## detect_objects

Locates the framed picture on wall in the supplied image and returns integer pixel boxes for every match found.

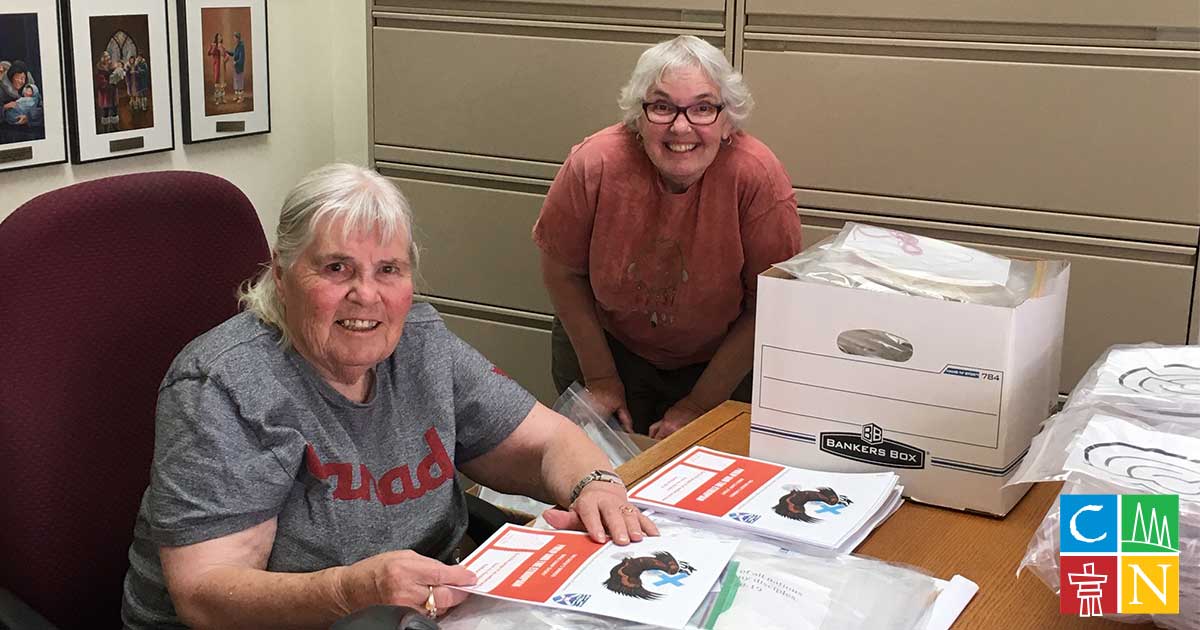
[177,0,269,144]
[61,0,174,163]
[0,1,68,172]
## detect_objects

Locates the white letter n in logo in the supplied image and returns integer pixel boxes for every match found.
[1128,564,1171,606]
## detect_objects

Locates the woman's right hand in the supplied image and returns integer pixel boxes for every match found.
[585,374,634,432]
[335,549,477,617]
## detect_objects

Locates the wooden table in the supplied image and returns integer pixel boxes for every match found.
[616,401,1155,630]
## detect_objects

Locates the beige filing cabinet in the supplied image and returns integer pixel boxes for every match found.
[739,0,1200,390]
[371,0,1200,402]
[369,0,733,403]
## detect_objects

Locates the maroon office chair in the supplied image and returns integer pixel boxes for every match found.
[0,171,270,629]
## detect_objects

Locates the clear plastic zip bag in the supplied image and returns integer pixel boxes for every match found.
[1063,343,1200,424]
[473,382,645,519]
[1010,344,1200,488]
[772,222,1066,308]
[1007,342,1200,627]
[554,381,642,467]
[1018,473,1200,629]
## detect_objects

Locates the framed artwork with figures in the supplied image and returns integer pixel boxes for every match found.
[0,1,68,172]
[177,0,270,144]
[61,0,174,163]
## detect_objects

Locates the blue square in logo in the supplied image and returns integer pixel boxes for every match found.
[1059,494,1118,553]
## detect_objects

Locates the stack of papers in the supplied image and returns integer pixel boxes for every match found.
[626,446,901,552]
[454,524,739,629]
[446,513,976,630]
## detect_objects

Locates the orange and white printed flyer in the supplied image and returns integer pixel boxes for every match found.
[455,524,738,629]
[627,446,899,549]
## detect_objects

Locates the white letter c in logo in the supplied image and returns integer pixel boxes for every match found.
[1069,504,1107,544]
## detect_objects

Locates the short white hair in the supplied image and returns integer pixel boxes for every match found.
[617,35,754,130]
[238,163,419,347]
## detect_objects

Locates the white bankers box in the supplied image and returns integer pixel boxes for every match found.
[750,265,1069,516]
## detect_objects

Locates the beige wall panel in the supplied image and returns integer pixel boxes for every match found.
[373,28,647,163]
[440,311,557,404]
[746,0,1200,29]
[744,49,1200,224]
[801,220,1194,391]
[391,176,553,314]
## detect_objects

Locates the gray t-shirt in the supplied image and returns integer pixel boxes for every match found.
[121,303,535,629]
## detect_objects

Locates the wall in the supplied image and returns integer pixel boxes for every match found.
[0,0,370,241]
[331,0,368,165]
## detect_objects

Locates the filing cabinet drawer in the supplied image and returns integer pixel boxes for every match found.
[386,172,552,314]
[376,0,726,23]
[439,309,557,404]
[799,215,1196,391]
[746,0,1200,29]
[373,27,657,163]
[744,46,1200,224]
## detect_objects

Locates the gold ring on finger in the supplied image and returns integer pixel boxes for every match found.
[425,585,438,619]
[619,504,636,515]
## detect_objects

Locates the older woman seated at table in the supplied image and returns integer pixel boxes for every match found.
[534,35,803,439]
[121,164,656,629]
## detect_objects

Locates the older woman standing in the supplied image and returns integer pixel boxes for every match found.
[121,164,655,629]
[534,36,802,439]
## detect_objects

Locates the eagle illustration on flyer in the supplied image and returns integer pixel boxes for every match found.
[455,524,736,629]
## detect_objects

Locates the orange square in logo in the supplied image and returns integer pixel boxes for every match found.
[1121,556,1179,615]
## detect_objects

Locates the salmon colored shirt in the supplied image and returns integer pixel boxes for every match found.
[533,124,803,369]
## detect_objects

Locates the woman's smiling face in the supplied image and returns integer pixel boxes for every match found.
[275,217,414,386]
[636,65,731,193]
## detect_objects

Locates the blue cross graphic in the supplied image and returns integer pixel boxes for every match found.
[650,570,688,587]
[815,503,846,515]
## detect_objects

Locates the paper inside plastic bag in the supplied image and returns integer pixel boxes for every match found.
[703,551,938,630]
[836,223,1011,287]
[772,222,1066,308]
[1009,344,1200,488]
[440,513,947,630]
[1061,415,1200,498]
[1064,343,1200,420]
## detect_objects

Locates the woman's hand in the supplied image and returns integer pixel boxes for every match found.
[334,549,477,618]
[648,398,706,439]
[3,101,16,110]
[585,374,633,432]
[543,479,659,545]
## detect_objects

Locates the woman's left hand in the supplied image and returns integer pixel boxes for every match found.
[543,480,659,545]
[648,399,706,439]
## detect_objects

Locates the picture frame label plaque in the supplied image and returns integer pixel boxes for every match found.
[215,120,245,132]
[0,147,35,164]
[109,136,146,152]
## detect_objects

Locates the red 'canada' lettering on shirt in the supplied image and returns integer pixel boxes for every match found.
[305,426,454,505]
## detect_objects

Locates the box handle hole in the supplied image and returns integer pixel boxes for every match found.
[837,329,913,363]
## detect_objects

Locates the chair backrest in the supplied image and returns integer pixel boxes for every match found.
[0,171,270,628]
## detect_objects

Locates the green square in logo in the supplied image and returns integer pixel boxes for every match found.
[1120,494,1179,553]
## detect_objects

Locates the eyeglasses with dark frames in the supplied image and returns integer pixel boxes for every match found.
[641,101,725,126]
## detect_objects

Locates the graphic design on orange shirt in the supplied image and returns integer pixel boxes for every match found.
[625,238,689,328]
